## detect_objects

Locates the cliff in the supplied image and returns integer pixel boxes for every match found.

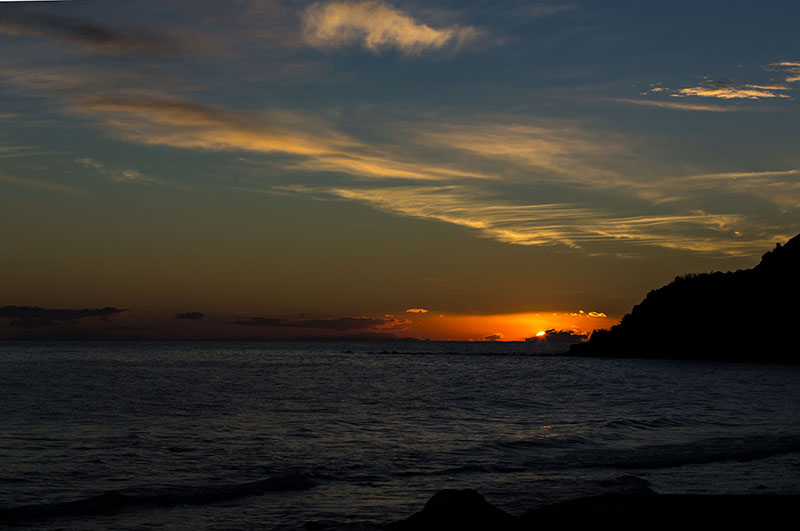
[568,233,800,361]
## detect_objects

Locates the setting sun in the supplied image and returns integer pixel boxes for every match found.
[399,311,617,341]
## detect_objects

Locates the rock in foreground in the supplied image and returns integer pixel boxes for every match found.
[387,489,799,530]
[386,489,515,531]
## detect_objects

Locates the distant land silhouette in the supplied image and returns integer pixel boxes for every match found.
[525,329,588,343]
[569,233,800,361]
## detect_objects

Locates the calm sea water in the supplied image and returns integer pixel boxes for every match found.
[1,341,798,530]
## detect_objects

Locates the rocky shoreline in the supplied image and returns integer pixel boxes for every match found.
[381,488,799,530]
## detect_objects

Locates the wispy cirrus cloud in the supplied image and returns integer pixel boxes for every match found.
[667,169,800,210]
[0,146,34,155]
[2,58,792,257]
[0,62,492,183]
[287,151,493,181]
[78,95,358,157]
[422,122,624,164]
[277,184,776,255]
[75,157,179,188]
[609,98,744,112]
[596,167,800,213]
[74,93,492,182]
[302,0,483,55]
[0,144,65,159]
[418,121,630,189]
[68,91,794,255]
[0,61,180,99]
[1,60,623,190]
[0,170,81,193]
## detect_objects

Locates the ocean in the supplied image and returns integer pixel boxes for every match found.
[1,341,798,529]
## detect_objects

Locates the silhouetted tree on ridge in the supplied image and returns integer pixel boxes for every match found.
[569,233,800,361]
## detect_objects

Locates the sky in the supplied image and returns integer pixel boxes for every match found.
[1,0,799,341]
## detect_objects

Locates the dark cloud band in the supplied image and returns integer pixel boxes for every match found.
[232,316,392,331]
[0,305,126,328]
[0,10,190,55]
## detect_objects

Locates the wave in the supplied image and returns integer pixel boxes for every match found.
[579,433,800,470]
[601,416,704,430]
[459,432,800,473]
[0,473,316,522]
[396,463,527,478]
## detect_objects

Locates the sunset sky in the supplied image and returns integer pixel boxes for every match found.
[1,0,799,340]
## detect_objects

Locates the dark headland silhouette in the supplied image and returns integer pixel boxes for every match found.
[569,233,800,361]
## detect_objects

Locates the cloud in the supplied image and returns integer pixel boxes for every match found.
[640,60,800,104]
[75,157,174,187]
[2,63,633,195]
[230,317,285,327]
[0,171,81,193]
[289,317,392,331]
[672,80,791,100]
[0,62,183,110]
[667,169,800,210]
[279,184,774,255]
[610,98,743,112]
[0,305,125,329]
[75,98,738,223]
[690,169,800,179]
[74,94,492,183]
[768,61,800,83]
[288,151,492,181]
[77,95,359,157]
[0,146,33,154]
[175,312,204,320]
[302,1,482,55]
[4,59,793,258]
[0,145,65,159]
[1,63,494,184]
[0,62,491,184]
[0,11,193,56]
[418,121,628,189]
[483,333,504,341]
[406,308,429,313]
[232,316,393,331]
[423,122,621,163]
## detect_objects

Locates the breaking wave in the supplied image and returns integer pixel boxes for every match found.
[0,473,316,522]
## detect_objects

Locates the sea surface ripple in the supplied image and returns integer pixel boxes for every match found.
[1,341,798,530]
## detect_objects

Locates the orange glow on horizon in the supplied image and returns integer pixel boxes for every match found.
[400,310,618,342]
